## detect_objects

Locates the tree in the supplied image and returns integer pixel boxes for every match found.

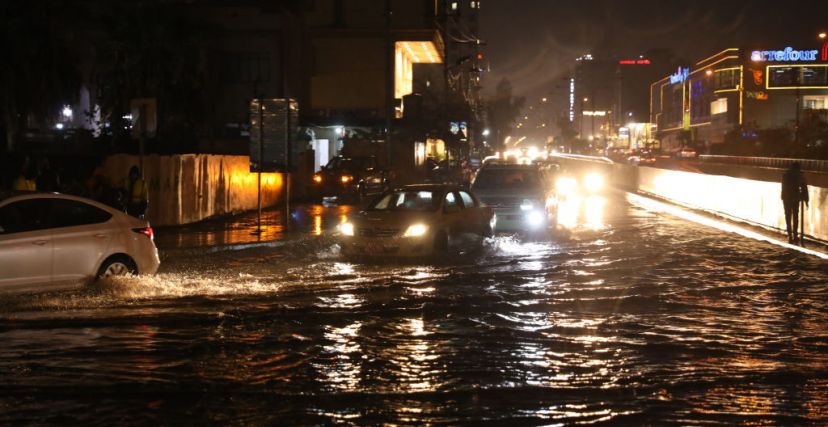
[0,1,81,151]
[91,2,206,150]
[486,79,525,151]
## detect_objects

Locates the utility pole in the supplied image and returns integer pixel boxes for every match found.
[384,0,394,169]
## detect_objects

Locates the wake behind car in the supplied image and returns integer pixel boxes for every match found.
[339,184,494,258]
[471,163,557,234]
[0,192,160,293]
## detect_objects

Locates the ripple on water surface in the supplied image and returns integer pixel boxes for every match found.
[1,198,828,425]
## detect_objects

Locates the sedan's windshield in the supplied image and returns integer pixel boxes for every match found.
[472,168,541,190]
[369,191,440,212]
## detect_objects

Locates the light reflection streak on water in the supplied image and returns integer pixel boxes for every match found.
[321,321,362,391]
[557,193,607,231]
[391,317,438,392]
[627,192,828,260]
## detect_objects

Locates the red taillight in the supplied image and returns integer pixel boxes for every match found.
[132,226,154,240]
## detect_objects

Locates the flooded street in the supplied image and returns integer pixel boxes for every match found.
[2,192,827,426]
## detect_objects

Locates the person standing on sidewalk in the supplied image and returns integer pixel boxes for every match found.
[122,166,149,218]
[781,162,809,244]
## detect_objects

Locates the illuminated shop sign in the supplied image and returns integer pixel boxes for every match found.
[619,59,651,65]
[745,91,768,100]
[750,47,819,62]
[669,67,689,84]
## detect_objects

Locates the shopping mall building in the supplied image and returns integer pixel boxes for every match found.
[650,42,828,150]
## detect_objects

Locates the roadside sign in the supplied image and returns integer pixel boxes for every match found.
[249,98,298,172]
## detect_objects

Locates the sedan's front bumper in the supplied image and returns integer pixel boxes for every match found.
[340,235,433,258]
[493,209,548,232]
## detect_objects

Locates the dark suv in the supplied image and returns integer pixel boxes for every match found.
[311,156,389,201]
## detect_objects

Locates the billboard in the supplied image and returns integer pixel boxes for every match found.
[249,98,298,172]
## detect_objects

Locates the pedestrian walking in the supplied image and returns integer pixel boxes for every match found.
[122,165,149,218]
[781,162,809,244]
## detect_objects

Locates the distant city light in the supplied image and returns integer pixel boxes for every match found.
[55,123,64,130]
[819,32,827,39]
[61,106,72,119]
[482,129,490,136]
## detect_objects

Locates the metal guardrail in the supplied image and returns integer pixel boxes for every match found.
[699,155,828,172]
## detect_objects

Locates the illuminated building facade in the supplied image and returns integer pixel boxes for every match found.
[650,43,828,151]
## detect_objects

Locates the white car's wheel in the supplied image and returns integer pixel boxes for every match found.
[97,257,137,278]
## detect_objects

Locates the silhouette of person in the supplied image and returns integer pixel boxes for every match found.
[781,162,809,244]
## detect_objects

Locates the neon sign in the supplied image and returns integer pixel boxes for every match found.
[669,67,689,84]
[619,59,651,65]
[750,47,819,62]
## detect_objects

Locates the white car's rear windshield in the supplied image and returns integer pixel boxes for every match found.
[369,191,440,212]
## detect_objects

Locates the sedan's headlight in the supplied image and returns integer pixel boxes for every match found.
[584,173,604,193]
[526,211,545,227]
[339,222,355,236]
[403,223,428,237]
[556,176,577,195]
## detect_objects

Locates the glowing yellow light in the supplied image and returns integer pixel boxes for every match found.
[340,175,353,183]
[403,223,428,237]
[313,174,323,184]
[339,222,354,236]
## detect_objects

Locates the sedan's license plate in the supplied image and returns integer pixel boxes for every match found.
[365,242,384,254]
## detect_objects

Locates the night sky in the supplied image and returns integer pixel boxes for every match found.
[481,0,828,97]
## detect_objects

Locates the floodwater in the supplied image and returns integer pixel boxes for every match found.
[1,192,827,426]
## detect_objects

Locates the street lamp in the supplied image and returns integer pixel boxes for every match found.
[819,32,827,40]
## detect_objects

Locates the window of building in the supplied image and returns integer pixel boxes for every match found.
[803,95,828,110]
[450,2,458,11]
[470,1,478,8]
[221,52,271,84]
[711,98,728,115]
[768,65,828,88]
[714,69,739,90]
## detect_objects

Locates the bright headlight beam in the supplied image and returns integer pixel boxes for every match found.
[556,176,577,195]
[526,211,544,227]
[339,222,355,236]
[584,173,604,193]
[627,192,828,260]
[403,224,428,237]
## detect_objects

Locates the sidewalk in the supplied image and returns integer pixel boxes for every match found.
[153,203,357,250]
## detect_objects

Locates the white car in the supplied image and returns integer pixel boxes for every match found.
[0,192,160,292]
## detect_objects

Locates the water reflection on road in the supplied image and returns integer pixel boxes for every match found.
[1,192,828,425]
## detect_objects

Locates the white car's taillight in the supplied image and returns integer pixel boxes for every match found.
[132,227,154,240]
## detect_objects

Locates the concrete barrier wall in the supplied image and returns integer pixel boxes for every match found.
[553,156,828,243]
[104,154,283,226]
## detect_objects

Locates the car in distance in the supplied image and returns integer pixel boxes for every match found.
[0,192,160,293]
[311,155,383,201]
[338,184,494,258]
[471,163,557,234]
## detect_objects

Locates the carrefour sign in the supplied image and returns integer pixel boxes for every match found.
[751,47,818,62]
